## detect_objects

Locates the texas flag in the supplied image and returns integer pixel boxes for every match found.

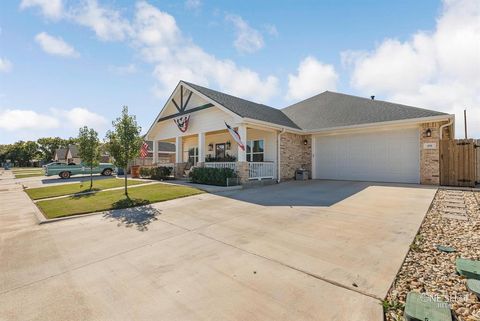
[225,122,245,151]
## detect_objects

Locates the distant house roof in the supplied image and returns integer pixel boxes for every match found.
[55,148,67,160]
[282,91,449,131]
[68,145,79,158]
[184,81,301,129]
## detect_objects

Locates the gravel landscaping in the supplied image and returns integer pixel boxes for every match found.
[384,189,480,321]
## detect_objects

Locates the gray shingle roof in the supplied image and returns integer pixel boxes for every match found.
[55,148,67,159]
[183,81,301,129]
[68,145,79,158]
[282,91,448,131]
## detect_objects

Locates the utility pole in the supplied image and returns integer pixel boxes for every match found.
[464,109,467,139]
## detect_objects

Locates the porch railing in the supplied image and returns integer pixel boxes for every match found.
[204,162,237,171]
[248,162,276,180]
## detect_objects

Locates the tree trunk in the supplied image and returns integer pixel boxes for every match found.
[124,167,128,197]
[90,166,93,190]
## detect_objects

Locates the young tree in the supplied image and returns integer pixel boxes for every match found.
[78,127,101,190]
[37,137,65,162]
[105,106,142,197]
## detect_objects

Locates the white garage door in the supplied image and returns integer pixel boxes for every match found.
[313,127,420,183]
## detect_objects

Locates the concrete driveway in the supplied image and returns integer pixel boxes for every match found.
[0,171,436,321]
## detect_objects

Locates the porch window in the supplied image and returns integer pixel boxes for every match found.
[246,139,264,162]
[188,147,198,165]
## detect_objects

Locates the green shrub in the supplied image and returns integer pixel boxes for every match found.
[190,167,237,186]
[151,166,173,180]
[139,167,152,178]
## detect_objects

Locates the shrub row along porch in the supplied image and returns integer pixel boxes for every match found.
[145,126,278,183]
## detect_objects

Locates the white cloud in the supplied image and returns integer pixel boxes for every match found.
[134,2,278,102]
[20,0,63,19]
[0,109,59,131]
[343,0,480,137]
[19,1,279,103]
[0,108,106,134]
[226,14,264,54]
[57,107,108,130]
[185,0,201,10]
[35,32,79,57]
[108,63,137,75]
[71,0,133,41]
[264,24,279,37]
[286,56,338,101]
[0,57,13,72]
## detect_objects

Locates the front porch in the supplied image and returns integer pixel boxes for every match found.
[151,126,278,182]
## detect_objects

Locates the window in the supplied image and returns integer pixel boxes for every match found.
[246,139,264,162]
[188,147,198,165]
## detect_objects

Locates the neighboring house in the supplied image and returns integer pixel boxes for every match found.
[66,145,81,164]
[145,81,454,185]
[53,148,67,162]
[54,145,110,164]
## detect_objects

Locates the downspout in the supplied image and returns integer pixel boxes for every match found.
[277,128,286,183]
[439,118,453,140]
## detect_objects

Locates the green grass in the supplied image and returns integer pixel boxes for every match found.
[12,167,45,178]
[36,184,203,219]
[15,172,45,178]
[26,178,146,200]
[12,167,40,172]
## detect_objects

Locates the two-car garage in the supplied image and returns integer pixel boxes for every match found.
[312,127,421,184]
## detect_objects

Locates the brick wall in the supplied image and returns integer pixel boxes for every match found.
[279,133,312,180]
[420,121,452,185]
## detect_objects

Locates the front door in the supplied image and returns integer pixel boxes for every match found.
[215,143,225,160]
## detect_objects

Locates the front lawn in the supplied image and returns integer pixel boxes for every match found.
[36,183,203,219]
[14,168,45,178]
[26,178,146,200]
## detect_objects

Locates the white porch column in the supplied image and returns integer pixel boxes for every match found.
[198,132,205,163]
[175,136,183,163]
[152,140,158,164]
[237,124,247,162]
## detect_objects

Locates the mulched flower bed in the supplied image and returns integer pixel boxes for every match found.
[384,190,480,321]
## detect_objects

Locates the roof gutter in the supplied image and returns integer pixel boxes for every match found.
[242,117,302,133]
[439,117,454,140]
[307,114,454,135]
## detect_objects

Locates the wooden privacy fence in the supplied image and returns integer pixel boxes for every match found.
[439,139,479,187]
[477,139,480,185]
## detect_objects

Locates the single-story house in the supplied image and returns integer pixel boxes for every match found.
[145,81,454,185]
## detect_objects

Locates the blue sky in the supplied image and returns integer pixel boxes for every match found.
[0,0,479,143]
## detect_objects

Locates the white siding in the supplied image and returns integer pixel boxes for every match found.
[151,107,239,141]
[247,128,277,162]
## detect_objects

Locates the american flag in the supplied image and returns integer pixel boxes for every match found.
[140,141,149,158]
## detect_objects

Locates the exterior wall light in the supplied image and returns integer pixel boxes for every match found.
[303,139,308,145]
[425,128,432,137]
[208,143,213,151]
[226,141,231,150]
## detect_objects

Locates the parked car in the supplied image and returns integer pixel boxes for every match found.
[43,161,66,169]
[44,162,115,179]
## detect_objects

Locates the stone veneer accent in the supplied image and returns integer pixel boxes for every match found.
[236,161,249,184]
[174,162,187,179]
[420,121,452,185]
[279,132,312,181]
